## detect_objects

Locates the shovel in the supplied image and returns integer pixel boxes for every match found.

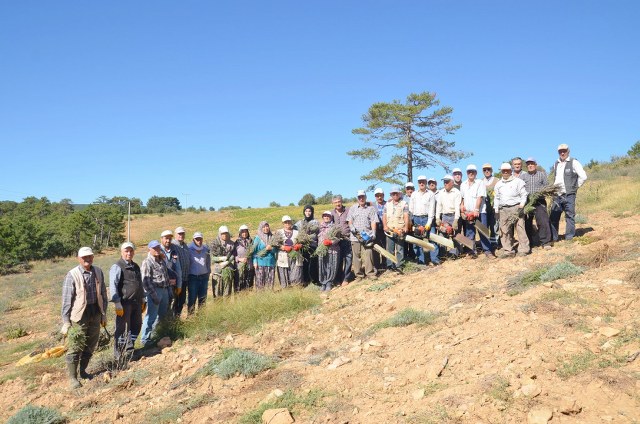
[454,233,476,251]
[475,221,491,239]
[405,234,436,251]
[427,232,455,249]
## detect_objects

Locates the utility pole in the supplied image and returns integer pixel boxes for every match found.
[182,193,190,210]
[127,201,131,242]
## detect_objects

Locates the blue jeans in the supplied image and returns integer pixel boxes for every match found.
[187,273,209,314]
[412,216,429,264]
[429,223,441,264]
[141,287,170,347]
[550,194,576,241]
[463,214,492,253]
[335,239,353,283]
[386,232,404,268]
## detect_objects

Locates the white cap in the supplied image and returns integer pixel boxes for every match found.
[427,177,437,183]
[374,188,384,195]
[452,168,462,174]
[121,242,135,250]
[557,143,569,151]
[174,226,186,234]
[417,175,427,181]
[500,162,512,171]
[322,210,332,216]
[405,182,415,188]
[466,164,477,172]
[356,190,366,197]
[161,230,173,238]
[78,247,94,257]
[442,174,453,181]
[193,231,204,239]
[281,215,292,222]
[218,225,230,234]
[239,224,249,231]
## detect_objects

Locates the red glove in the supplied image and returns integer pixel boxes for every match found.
[293,243,302,251]
[323,239,332,246]
[283,245,292,252]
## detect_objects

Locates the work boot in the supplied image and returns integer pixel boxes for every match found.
[67,361,81,389]
[79,357,93,380]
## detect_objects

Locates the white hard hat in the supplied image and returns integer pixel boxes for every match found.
[500,162,512,171]
[356,190,366,197]
[239,224,249,231]
[466,164,477,172]
[452,168,462,174]
[374,188,384,195]
[417,175,427,181]
[218,225,230,234]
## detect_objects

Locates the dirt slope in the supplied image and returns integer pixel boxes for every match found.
[2,211,639,423]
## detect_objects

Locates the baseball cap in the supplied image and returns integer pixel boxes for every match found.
[193,231,204,239]
[121,242,135,250]
[390,186,402,194]
[148,240,161,249]
[427,177,437,184]
[356,190,366,197]
[405,182,415,188]
[281,215,292,222]
[322,210,332,216]
[374,188,384,195]
[160,230,173,238]
[417,175,427,181]
[452,168,462,174]
[466,164,477,172]
[442,174,453,181]
[78,247,94,257]
[525,157,537,164]
[500,162,512,171]
[557,143,569,151]
[482,163,493,170]
[174,226,186,234]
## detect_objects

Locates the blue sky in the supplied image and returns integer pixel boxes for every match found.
[1,1,638,209]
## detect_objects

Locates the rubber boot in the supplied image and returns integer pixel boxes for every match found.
[79,356,93,380]
[67,361,81,389]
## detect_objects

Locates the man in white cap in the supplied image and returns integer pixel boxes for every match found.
[460,164,492,258]
[481,163,499,249]
[171,227,190,317]
[519,157,553,249]
[550,144,587,242]
[383,186,410,269]
[347,190,378,281]
[140,240,172,347]
[404,181,415,199]
[61,247,108,388]
[109,242,143,362]
[435,175,462,257]
[409,175,436,264]
[331,194,353,285]
[452,168,463,190]
[373,188,387,271]
[159,230,182,315]
[188,231,210,313]
[494,163,529,257]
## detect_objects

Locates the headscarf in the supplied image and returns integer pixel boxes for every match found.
[257,221,272,245]
[303,205,315,222]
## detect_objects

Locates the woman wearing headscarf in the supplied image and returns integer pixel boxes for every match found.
[276,215,303,287]
[252,221,277,290]
[234,224,254,291]
[294,205,319,285]
[210,226,236,297]
[317,211,340,292]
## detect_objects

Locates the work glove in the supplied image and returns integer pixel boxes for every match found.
[293,243,302,251]
[425,224,431,232]
[174,287,182,296]
[141,302,147,314]
[323,239,333,246]
[115,301,124,317]
[283,245,293,252]
[60,322,71,335]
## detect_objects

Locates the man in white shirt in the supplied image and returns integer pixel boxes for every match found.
[435,175,461,257]
[494,163,529,258]
[482,163,499,250]
[460,165,492,258]
[549,144,588,242]
[409,175,436,265]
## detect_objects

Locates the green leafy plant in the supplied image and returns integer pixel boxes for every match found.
[540,261,584,281]
[200,348,275,380]
[369,308,438,334]
[7,405,66,424]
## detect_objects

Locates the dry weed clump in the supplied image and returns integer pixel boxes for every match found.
[572,243,612,268]
[629,265,640,289]
[200,348,275,379]
[369,308,438,334]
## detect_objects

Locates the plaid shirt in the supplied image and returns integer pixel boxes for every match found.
[141,253,170,304]
[61,265,105,323]
[519,170,548,195]
[346,204,378,241]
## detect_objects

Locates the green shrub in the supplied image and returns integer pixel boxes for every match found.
[366,282,393,292]
[506,267,548,295]
[370,308,438,334]
[7,405,66,424]
[5,325,28,340]
[202,348,275,379]
[557,351,596,379]
[66,325,87,352]
[540,261,584,282]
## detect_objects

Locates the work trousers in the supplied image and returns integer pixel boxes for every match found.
[66,303,102,364]
[141,286,170,347]
[525,198,552,247]
[351,241,376,278]
[550,193,576,241]
[335,239,354,283]
[442,213,459,257]
[499,205,530,254]
[114,300,142,358]
[187,273,209,314]
[373,228,387,271]
[386,231,405,268]
[411,216,429,265]
[463,213,492,253]
[173,275,188,317]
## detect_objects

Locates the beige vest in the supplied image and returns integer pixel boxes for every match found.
[69,266,105,322]
[384,200,408,229]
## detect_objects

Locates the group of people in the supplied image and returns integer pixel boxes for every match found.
[59,143,587,388]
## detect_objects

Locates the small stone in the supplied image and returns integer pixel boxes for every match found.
[559,398,582,415]
[353,407,359,415]
[527,407,553,424]
[102,372,112,383]
[542,282,553,288]
[261,389,285,404]
[262,408,294,424]
[521,384,541,398]
[225,334,234,343]
[599,327,621,338]
[449,302,464,309]
[41,373,53,384]
[114,410,123,420]
[601,341,614,351]
[304,344,316,354]
[412,388,425,399]
[157,337,172,348]
[367,340,382,347]
[327,356,351,370]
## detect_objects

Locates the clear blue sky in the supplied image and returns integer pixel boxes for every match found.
[1,1,638,209]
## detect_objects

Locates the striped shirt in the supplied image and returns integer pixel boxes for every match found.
[519,170,549,195]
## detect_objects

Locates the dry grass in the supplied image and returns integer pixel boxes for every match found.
[572,243,612,268]
[629,265,640,289]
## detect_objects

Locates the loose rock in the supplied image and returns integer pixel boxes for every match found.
[527,407,553,424]
[262,408,294,424]
[599,327,621,337]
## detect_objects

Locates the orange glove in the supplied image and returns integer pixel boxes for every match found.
[323,239,332,246]
[283,245,292,252]
[293,243,302,251]
[141,302,147,314]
